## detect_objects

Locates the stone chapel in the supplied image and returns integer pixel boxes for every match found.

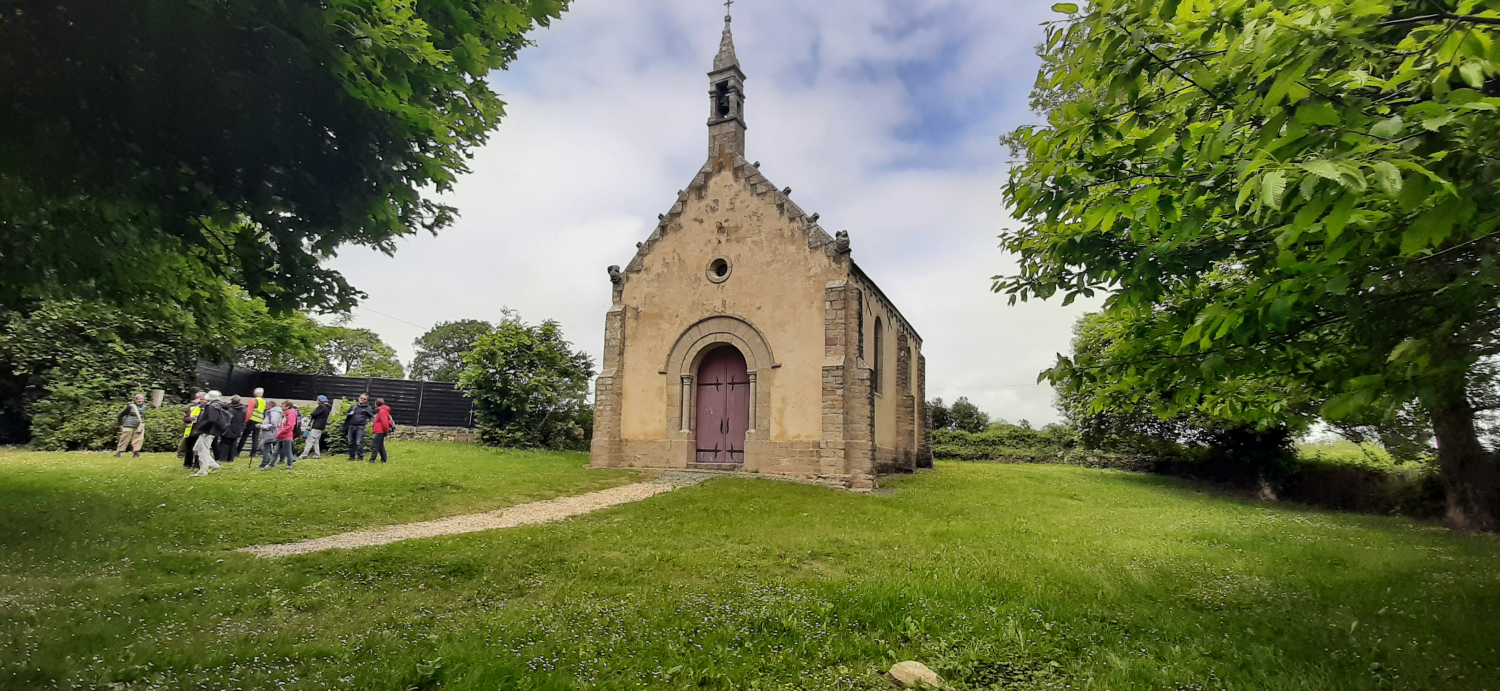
[589,12,932,490]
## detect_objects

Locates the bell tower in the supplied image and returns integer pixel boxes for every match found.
[707,7,746,158]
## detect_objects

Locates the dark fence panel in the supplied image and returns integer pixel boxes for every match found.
[194,362,259,398]
[256,372,373,402]
[412,383,475,428]
[195,363,475,429]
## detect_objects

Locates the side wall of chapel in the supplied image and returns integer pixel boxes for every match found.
[850,267,928,474]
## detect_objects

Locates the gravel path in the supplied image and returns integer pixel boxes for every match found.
[241,473,712,559]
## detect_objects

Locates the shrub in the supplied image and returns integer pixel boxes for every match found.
[30,400,195,453]
[318,399,353,456]
[0,300,198,444]
[1278,459,1445,519]
[459,316,593,451]
[932,424,1079,461]
[933,426,1151,472]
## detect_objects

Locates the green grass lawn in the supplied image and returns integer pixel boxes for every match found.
[1,444,1497,690]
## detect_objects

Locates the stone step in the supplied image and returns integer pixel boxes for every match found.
[687,462,743,472]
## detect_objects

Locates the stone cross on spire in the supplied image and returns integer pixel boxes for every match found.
[707,4,747,158]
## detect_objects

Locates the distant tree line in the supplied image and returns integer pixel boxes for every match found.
[928,397,1032,435]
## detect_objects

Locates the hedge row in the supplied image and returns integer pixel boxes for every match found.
[932,428,1445,520]
[931,427,1153,469]
[1276,459,1445,520]
[29,402,192,453]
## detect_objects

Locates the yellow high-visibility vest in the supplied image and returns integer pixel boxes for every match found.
[249,397,267,423]
[183,405,202,438]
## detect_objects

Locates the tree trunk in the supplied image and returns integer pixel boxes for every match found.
[1427,380,1500,532]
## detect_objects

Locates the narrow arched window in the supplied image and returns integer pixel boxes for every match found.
[873,317,884,395]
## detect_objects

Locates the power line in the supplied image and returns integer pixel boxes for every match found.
[355,305,424,329]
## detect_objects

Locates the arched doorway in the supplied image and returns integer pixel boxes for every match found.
[696,346,750,464]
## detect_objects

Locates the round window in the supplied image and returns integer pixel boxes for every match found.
[707,258,732,284]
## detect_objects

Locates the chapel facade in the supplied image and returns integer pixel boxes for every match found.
[590,13,932,490]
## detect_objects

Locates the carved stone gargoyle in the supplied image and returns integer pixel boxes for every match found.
[608,265,625,285]
[835,230,851,254]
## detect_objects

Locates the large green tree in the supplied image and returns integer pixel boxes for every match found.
[0,0,568,315]
[229,307,404,378]
[1059,311,1308,481]
[1002,0,1500,529]
[410,319,495,382]
[321,326,405,379]
[458,315,593,450]
[948,397,993,434]
[230,304,339,375]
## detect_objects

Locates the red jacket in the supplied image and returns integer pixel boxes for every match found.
[276,408,299,442]
[372,405,394,434]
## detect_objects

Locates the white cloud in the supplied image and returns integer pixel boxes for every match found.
[329,0,1091,425]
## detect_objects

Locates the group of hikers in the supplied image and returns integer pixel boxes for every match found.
[113,389,396,476]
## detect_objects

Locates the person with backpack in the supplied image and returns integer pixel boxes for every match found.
[300,396,332,460]
[275,400,300,469]
[189,391,227,477]
[370,398,394,464]
[218,395,247,463]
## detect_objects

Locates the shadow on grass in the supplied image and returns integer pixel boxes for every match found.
[1095,465,1459,534]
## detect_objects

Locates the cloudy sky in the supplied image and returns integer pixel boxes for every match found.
[329,0,1094,426]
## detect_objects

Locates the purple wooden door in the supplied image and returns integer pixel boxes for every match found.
[696,347,750,464]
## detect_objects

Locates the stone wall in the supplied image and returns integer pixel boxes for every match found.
[390,426,477,444]
[917,354,933,468]
[591,307,627,463]
[846,267,925,475]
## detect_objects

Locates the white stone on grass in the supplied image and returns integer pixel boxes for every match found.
[888,661,945,689]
